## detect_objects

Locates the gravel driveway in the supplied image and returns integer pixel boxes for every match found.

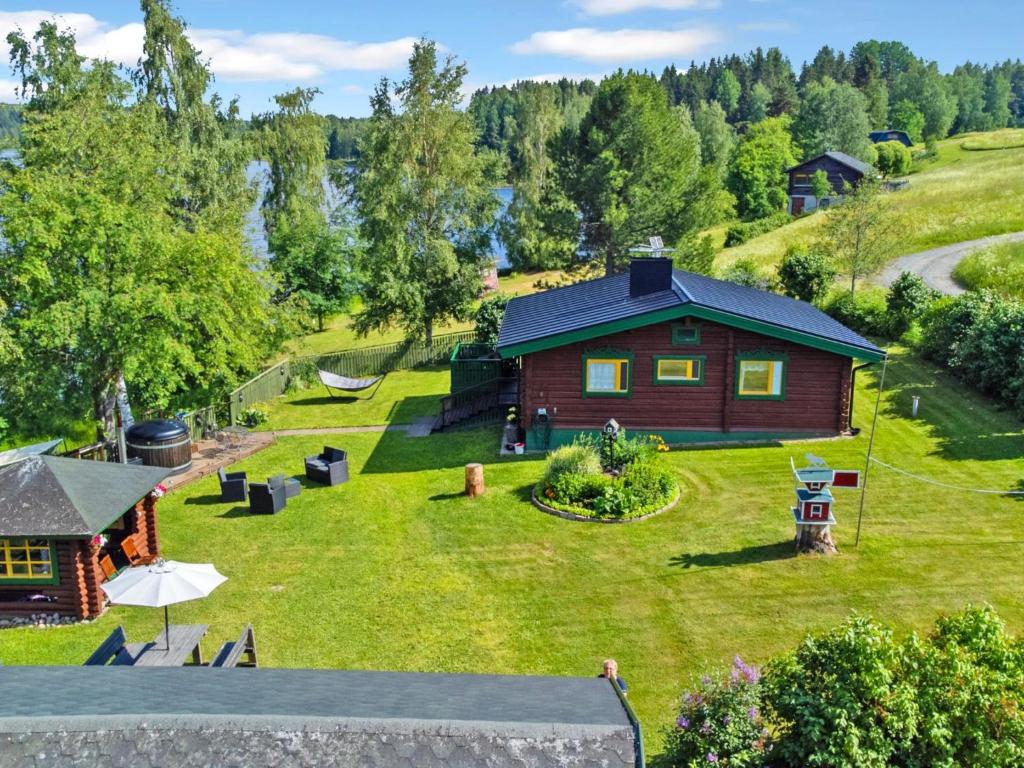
[879,231,1024,295]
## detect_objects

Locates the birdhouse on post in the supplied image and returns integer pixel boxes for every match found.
[790,455,859,554]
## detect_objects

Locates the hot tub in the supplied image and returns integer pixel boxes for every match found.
[125,419,192,473]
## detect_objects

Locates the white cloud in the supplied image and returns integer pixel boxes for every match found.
[511,27,719,63]
[339,84,366,95]
[570,0,718,15]
[0,11,417,84]
[0,78,20,101]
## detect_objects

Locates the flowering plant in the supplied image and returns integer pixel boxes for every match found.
[662,656,769,767]
[91,534,108,549]
[151,483,167,498]
[506,406,518,424]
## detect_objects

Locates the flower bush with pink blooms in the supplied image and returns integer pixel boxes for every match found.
[661,656,769,767]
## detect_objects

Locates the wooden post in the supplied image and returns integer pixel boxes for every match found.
[465,463,485,497]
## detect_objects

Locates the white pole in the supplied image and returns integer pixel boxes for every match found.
[855,357,888,547]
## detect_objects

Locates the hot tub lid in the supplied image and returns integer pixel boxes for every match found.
[125,419,189,442]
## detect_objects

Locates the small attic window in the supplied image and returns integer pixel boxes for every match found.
[671,323,700,345]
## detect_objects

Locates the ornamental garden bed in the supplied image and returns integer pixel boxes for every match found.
[533,433,680,522]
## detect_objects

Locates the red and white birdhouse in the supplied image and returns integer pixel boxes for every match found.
[790,455,859,527]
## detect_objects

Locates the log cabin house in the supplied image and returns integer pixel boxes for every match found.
[786,151,875,215]
[497,258,886,450]
[0,456,169,620]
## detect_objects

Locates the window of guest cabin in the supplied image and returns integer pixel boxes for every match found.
[0,538,58,584]
[653,355,705,386]
[671,323,700,345]
[792,172,812,185]
[736,355,786,400]
[583,353,632,397]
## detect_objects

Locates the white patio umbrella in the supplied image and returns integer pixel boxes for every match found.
[101,559,227,650]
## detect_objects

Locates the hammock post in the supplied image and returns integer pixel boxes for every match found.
[855,356,888,547]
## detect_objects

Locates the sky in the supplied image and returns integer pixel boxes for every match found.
[0,1,1020,117]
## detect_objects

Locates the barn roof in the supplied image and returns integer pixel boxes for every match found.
[497,263,886,361]
[787,151,874,176]
[0,456,170,538]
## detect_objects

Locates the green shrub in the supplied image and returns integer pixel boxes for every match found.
[919,291,1024,417]
[722,259,776,292]
[823,288,889,337]
[662,656,767,768]
[724,211,791,247]
[238,406,269,428]
[551,471,610,505]
[777,246,836,304]
[874,140,912,176]
[474,293,510,346]
[886,271,940,336]
[620,459,675,508]
[543,441,602,486]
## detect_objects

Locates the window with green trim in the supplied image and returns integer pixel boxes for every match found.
[671,323,701,345]
[584,356,631,396]
[736,357,786,399]
[653,355,705,386]
[0,538,55,582]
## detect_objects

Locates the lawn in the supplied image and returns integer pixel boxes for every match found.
[953,239,1024,298]
[256,366,450,431]
[284,269,565,358]
[717,132,1024,273]
[3,348,1023,757]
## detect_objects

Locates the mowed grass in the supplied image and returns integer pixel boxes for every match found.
[3,348,1023,756]
[717,132,1024,273]
[953,239,1024,298]
[257,366,449,431]
[960,127,1024,151]
[284,269,565,358]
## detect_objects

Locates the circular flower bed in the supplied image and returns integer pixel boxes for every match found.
[534,433,679,521]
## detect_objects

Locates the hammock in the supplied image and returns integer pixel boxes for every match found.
[318,369,385,399]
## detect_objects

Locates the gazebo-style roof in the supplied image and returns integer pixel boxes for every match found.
[0,456,170,538]
[0,439,63,468]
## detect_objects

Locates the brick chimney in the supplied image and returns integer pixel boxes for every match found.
[629,258,673,297]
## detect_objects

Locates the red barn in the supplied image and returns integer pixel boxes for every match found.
[496,259,886,450]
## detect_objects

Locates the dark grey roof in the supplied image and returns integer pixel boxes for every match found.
[0,667,631,730]
[788,151,874,176]
[497,267,885,360]
[0,438,62,468]
[0,456,170,537]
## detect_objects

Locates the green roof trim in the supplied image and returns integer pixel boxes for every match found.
[499,304,886,362]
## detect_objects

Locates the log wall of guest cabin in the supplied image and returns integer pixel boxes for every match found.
[520,318,854,437]
[0,495,161,620]
[788,155,865,197]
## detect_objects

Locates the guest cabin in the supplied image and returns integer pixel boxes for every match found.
[786,151,875,215]
[497,258,886,451]
[0,456,169,620]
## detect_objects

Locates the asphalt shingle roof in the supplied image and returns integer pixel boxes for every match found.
[0,667,631,730]
[788,151,875,176]
[497,267,885,360]
[0,456,170,537]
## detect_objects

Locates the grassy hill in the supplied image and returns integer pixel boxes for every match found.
[716,130,1024,273]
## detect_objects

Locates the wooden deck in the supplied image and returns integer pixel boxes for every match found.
[162,432,275,491]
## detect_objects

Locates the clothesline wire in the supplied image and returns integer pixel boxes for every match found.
[869,457,1024,496]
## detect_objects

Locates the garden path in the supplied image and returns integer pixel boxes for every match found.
[879,230,1024,294]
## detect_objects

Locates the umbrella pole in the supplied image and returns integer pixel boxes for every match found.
[164,605,170,651]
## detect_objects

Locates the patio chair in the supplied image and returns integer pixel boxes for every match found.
[98,554,118,581]
[121,536,157,566]
[268,474,301,499]
[304,446,349,486]
[210,624,258,668]
[249,482,286,515]
[218,467,248,503]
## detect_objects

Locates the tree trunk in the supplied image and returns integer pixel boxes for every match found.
[94,373,119,442]
[425,317,434,346]
[465,463,485,497]
[605,247,616,277]
[317,313,325,332]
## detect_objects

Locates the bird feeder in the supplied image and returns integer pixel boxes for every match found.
[790,455,860,554]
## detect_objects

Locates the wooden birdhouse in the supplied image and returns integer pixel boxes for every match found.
[789,455,859,554]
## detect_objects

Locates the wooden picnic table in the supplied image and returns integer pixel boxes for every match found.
[129,624,208,667]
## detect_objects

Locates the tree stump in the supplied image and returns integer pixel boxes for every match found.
[465,463,485,497]
[795,524,838,555]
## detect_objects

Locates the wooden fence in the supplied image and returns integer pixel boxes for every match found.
[219,330,478,425]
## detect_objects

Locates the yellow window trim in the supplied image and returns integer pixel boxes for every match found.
[0,537,54,581]
[585,358,630,393]
[738,359,780,396]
